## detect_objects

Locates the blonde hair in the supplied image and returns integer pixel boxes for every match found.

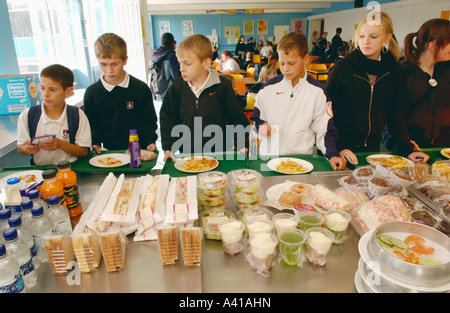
[353,12,399,61]
[94,33,127,60]
[257,64,277,84]
[177,34,212,61]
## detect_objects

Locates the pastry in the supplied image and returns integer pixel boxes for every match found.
[279,191,302,208]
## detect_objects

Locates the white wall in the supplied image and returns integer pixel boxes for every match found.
[308,0,450,52]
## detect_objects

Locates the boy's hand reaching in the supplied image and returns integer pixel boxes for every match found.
[329,156,347,170]
[92,145,102,154]
[164,150,176,162]
[340,149,358,165]
[18,140,40,155]
[258,122,273,137]
[146,143,157,152]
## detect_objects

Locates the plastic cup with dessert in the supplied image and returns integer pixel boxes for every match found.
[248,232,278,273]
[246,218,274,236]
[272,213,298,233]
[324,209,351,244]
[305,227,335,266]
[297,211,324,233]
[277,228,306,266]
[218,219,246,255]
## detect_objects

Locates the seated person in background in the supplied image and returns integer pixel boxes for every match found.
[334,46,347,63]
[219,50,241,73]
[248,64,278,94]
[160,34,250,162]
[83,33,158,154]
[17,64,91,165]
[260,40,274,63]
[250,32,346,170]
[212,45,219,61]
[241,51,253,70]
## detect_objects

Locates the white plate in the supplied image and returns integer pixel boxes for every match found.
[366,154,413,168]
[174,156,219,173]
[0,170,44,186]
[358,230,450,292]
[266,157,313,175]
[264,180,314,211]
[354,270,372,293]
[89,153,130,168]
[441,148,450,158]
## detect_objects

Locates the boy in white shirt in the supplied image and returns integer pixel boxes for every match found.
[219,50,241,74]
[17,64,91,165]
[250,32,346,170]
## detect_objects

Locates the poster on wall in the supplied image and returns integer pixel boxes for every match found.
[290,18,306,34]
[159,21,170,37]
[243,20,254,35]
[182,20,193,37]
[225,26,240,38]
[257,19,268,35]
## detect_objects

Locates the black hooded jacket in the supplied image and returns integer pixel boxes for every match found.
[325,49,410,154]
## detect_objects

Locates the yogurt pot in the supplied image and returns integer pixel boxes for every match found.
[247,219,274,236]
[249,232,278,273]
[324,210,351,244]
[305,227,335,266]
[272,213,298,233]
[218,219,245,255]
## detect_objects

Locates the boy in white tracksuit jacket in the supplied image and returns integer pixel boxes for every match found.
[250,32,346,170]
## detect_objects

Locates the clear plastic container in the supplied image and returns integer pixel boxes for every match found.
[0,243,26,293]
[247,218,274,236]
[201,209,236,240]
[8,216,39,270]
[236,207,273,230]
[43,235,75,275]
[3,228,37,288]
[197,171,228,196]
[229,169,262,193]
[218,219,245,255]
[71,233,102,273]
[305,227,335,266]
[272,213,298,233]
[98,231,127,272]
[179,227,202,267]
[156,226,178,266]
[47,195,72,236]
[324,210,351,244]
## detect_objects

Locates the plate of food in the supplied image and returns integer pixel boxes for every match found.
[175,156,219,173]
[265,180,315,210]
[89,153,130,168]
[366,154,413,168]
[0,170,44,186]
[266,158,313,175]
[441,148,450,158]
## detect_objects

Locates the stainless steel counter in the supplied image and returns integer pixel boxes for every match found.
[0,170,360,293]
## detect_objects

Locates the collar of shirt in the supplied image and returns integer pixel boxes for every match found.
[101,72,130,92]
[41,103,67,125]
[188,68,212,98]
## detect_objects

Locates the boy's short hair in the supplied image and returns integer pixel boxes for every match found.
[277,32,309,57]
[40,64,74,90]
[161,32,175,48]
[177,34,212,61]
[94,33,127,60]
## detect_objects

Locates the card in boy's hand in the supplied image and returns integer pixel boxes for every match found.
[32,135,56,145]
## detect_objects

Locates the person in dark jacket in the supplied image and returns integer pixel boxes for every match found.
[324,12,428,165]
[400,18,450,150]
[330,27,343,61]
[235,35,247,62]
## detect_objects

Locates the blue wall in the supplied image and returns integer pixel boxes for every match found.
[0,0,19,75]
[150,12,309,53]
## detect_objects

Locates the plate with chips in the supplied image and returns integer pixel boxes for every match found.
[175,156,219,173]
[441,148,450,158]
[266,157,313,175]
[366,154,413,168]
[89,153,130,168]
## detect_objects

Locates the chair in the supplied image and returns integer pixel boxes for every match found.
[252,54,262,64]
[307,63,328,81]
[228,73,244,80]
[246,67,256,79]
[276,60,280,70]
[234,80,247,95]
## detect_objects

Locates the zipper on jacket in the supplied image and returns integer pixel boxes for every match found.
[430,89,436,145]
[195,99,199,109]
[353,72,389,147]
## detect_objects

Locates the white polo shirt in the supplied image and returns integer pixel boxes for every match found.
[17,104,92,165]
[222,58,240,73]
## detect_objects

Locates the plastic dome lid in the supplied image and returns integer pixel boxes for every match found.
[6,177,20,185]
[0,209,12,221]
[21,200,33,211]
[3,228,18,242]
[8,216,22,228]
[27,190,39,200]
[31,205,44,217]
[48,195,60,206]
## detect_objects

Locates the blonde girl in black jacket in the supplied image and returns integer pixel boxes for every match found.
[325,11,428,165]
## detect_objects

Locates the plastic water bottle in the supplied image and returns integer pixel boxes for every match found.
[129,129,142,168]
[0,209,12,244]
[47,195,72,236]
[8,216,39,270]
[20,200,33,231]
[0,243,26,293]
[28,190,48,213]
[31,204,55,261]
[3,228,37,289]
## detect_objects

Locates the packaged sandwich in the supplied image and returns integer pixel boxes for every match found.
[72,232,102,273]
[156,226,179,265]
[98,231,127,272]
[180,227,203,266]
[165,176,198,226]
[201,209,236,240]
[44,235,75,275]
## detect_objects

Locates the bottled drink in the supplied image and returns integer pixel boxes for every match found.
[40,169,66,208]
[56,160,82,218]
[0,243,26,293]
[4,177,22,216]
[47,195,72,236]
[31,204,55,261]
[129,129,142,168]
[3,228,37,288]
[27,189,49,213]
[8,216,39,270]
[20,200,33,231]
[0,209,12,244]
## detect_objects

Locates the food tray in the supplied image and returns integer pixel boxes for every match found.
[71,150,158,173]
[248,154,334,177]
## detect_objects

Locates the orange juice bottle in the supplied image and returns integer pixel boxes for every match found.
[41,169,66,209]
[56,160,82,218]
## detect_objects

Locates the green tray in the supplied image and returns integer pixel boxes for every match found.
[161,151,249,177]
[71,150,159,173]
[247,154,334,177]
